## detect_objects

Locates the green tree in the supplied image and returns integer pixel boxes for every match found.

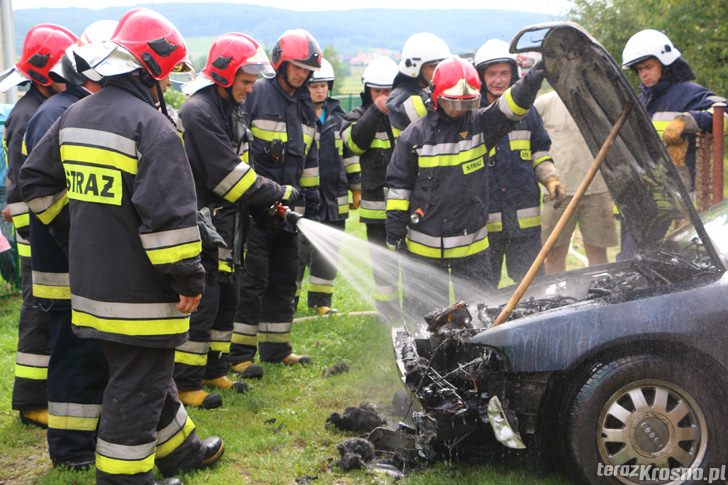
[569,0,728,96]
[322,46,351,95]
[164,88,186,111]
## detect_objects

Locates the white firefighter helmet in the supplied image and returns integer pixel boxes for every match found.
[309,58,335,83]
[473,39,517,72]
[51,19,118,83]
[398,32,451,78]
[362,56,398,88]
[622,29,681,69]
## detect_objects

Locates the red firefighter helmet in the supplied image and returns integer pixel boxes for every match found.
[270,29,322,72]
[15,24,78,86]
[203,32,273,87]
[110,8,190,80]
[431,56,481,110]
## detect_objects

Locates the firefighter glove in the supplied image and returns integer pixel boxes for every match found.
[544,175,566,208]
[677,113,699,134]
[349,190,361,210]
[386,237,405,252]
[281,185,299,203]
[525,60,546,85]
[510,60,546,113]
[251,206,284,232]
[667,142,688,167]
[663,113,699,145]
[197,207,227,251]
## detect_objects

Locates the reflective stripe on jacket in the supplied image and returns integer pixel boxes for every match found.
[386,85,531,260]
[341,102,392,223]
[19,79,204,348]
[244,77,320,222]
[24,86,91,308]
[640,78,727,176]
[640,79,725,136]
[4,85,45,242]
[179,85,283,275]
[317,97,359,221]
[386,74,429,138]
[486,107,552,236]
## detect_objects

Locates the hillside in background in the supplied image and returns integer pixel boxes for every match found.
[14,3,555,60]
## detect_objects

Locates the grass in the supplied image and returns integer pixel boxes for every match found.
[334,66,366,96]
[0,213,568,485]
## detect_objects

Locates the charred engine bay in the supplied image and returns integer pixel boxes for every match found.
[478,247,719,325]
[392,247,721,461]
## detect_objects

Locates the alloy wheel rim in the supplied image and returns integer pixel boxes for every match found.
[596,379,707,484]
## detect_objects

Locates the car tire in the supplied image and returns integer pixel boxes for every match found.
[565,354,727,484]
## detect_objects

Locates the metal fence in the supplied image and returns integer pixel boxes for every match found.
[332,93,361,112]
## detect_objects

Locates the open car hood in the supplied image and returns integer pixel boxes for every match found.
[511,22,724,271]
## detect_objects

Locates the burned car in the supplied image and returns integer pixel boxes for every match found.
[392,23,728,484]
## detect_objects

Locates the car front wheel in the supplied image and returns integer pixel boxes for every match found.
[566,354,727,484]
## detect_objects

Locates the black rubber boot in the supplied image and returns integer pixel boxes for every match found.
[230,361,264,379]
[200,436,225,467]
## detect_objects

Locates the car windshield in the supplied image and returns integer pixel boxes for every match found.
[667,199,728,256]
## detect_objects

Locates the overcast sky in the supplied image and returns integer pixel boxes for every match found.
[14,0,572,15]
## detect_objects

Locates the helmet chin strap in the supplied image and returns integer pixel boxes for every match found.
[154,80,169,117]
[417,73,430,89]
[278,62,313,92]
[225,86,242,106]
[281,71,299,92]
[36,82,59,98]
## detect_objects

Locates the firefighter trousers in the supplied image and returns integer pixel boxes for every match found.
[47,308,108,467]
[230,221,299,364]
[96,342,204,484]
[12,257,51,411]
[174,273,236,391]
[401,249,493,321]
[365,223,401,323]
[488,231,542,287]
[296,219,346,309]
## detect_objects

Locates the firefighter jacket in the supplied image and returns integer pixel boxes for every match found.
[341,98,393,224]
[386,74,429,138]
[19,77,205,349]
[316,97,360,222]
[386,81,539,260]
[243,77,319,228]
[485,105,553,237]
[179,85,285,277]
[3,85,46,254]
[24,85,90,310]
[639,76,726,176]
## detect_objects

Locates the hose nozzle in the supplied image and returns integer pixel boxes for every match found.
[270,202,303,225]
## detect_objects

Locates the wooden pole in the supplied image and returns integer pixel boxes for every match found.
[711,102,725,205]
[493,102,633,326]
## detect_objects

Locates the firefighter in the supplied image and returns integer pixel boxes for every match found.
[21,20,117,470]
[19,9,223,483]
[295,58,359,315]
[340,56,400,321]
[0,23,77,429]
[473,39,564,286]
[176,33,290,406]
[386,56,547,310]
[231,29,321,366]
[620,29,726,260]
[387,32,450,138]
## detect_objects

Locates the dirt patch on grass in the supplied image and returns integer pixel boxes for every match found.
[0,442,52,484]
